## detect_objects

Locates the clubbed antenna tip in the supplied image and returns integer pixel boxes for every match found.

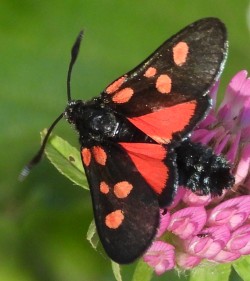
[71,30,84,65]
[67,30,84,101]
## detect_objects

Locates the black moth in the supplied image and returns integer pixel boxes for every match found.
[20,18,234,264]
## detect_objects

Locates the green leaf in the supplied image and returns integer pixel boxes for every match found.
[87,222,122,281]
[42,130,89,189]
[86,220,99,250]
[233,256,250,281]
[111,261,122,281]
[132,260,153,281]
[189,262,231,281]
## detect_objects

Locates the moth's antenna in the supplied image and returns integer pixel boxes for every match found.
[19,113,64,181]
[67,30,84,102]
[19,30,84,181]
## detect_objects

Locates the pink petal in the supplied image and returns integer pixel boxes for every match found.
[196,80,219,128]
[168,186,186,210]
[196,111,217,129]
[234,143,250,185]
[157,210,171,238]
[191,129,217,145]
[184,225,231,259]
[182,190,211,207]
[218,104,234,124]
[241,125,250,141]
[227,224,250,255]
[207,196,250,230]
[214,133,230,156]
[168,207,207,239]
[239,74,250,97]
[212,249,241,263]
[218,71,249,125]
[175,252,202,269]
[143,241,175,275]
[226,132,241,163]
[238,106,250,129]
[223,70,248,104]
[244,175,250,193]
[209,81,220,104]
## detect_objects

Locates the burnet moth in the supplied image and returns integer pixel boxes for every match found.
[20,18,234,264]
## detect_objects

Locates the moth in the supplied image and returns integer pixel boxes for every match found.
[20,18,234,264]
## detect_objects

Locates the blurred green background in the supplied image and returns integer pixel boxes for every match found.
[1,1,250,280]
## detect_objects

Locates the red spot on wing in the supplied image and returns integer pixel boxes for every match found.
[92,146,107,165]
[128,100,197,144]
[82,148,91,166]
[156,74,172,94]
[119,143,168,195]
[105,210,124,229]
[144,67,157,78]
[112,87,134,103]
[173,42,189,66]
[114,181,133,198]
[100,181,109,194]
[106,76,126,94]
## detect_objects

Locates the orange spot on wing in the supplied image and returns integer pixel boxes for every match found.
[82,148,91,166]
[92,146,107,165]
[100,181,109,194]
[144,67,157,78]
[112,87,134,103]
[105,210,124,229]
[156,74,172,94]
[106,76,126,94]
[128,100,197,144]
[114,181,133,198]
[173,42,189,66]
[119,143,168,194]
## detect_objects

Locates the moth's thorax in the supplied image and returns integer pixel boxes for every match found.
[64,99,152,145]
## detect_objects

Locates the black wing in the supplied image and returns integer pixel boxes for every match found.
[101,18,227,143]
[80,142,177,263]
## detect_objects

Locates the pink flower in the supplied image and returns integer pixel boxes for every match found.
[144,71,250,275]
[175,252,202,269]
[212,249,241,263]
[143,241,175,275]
[192,70,250,183]
[168,207,207,239]
[184,225,231,259]
[226,224,250,255]
[156,210,171,238]
[207,195,250,230]
[167,187,186,209]
[182,190,211,206]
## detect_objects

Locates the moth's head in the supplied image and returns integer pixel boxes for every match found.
[64,100,84,125]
